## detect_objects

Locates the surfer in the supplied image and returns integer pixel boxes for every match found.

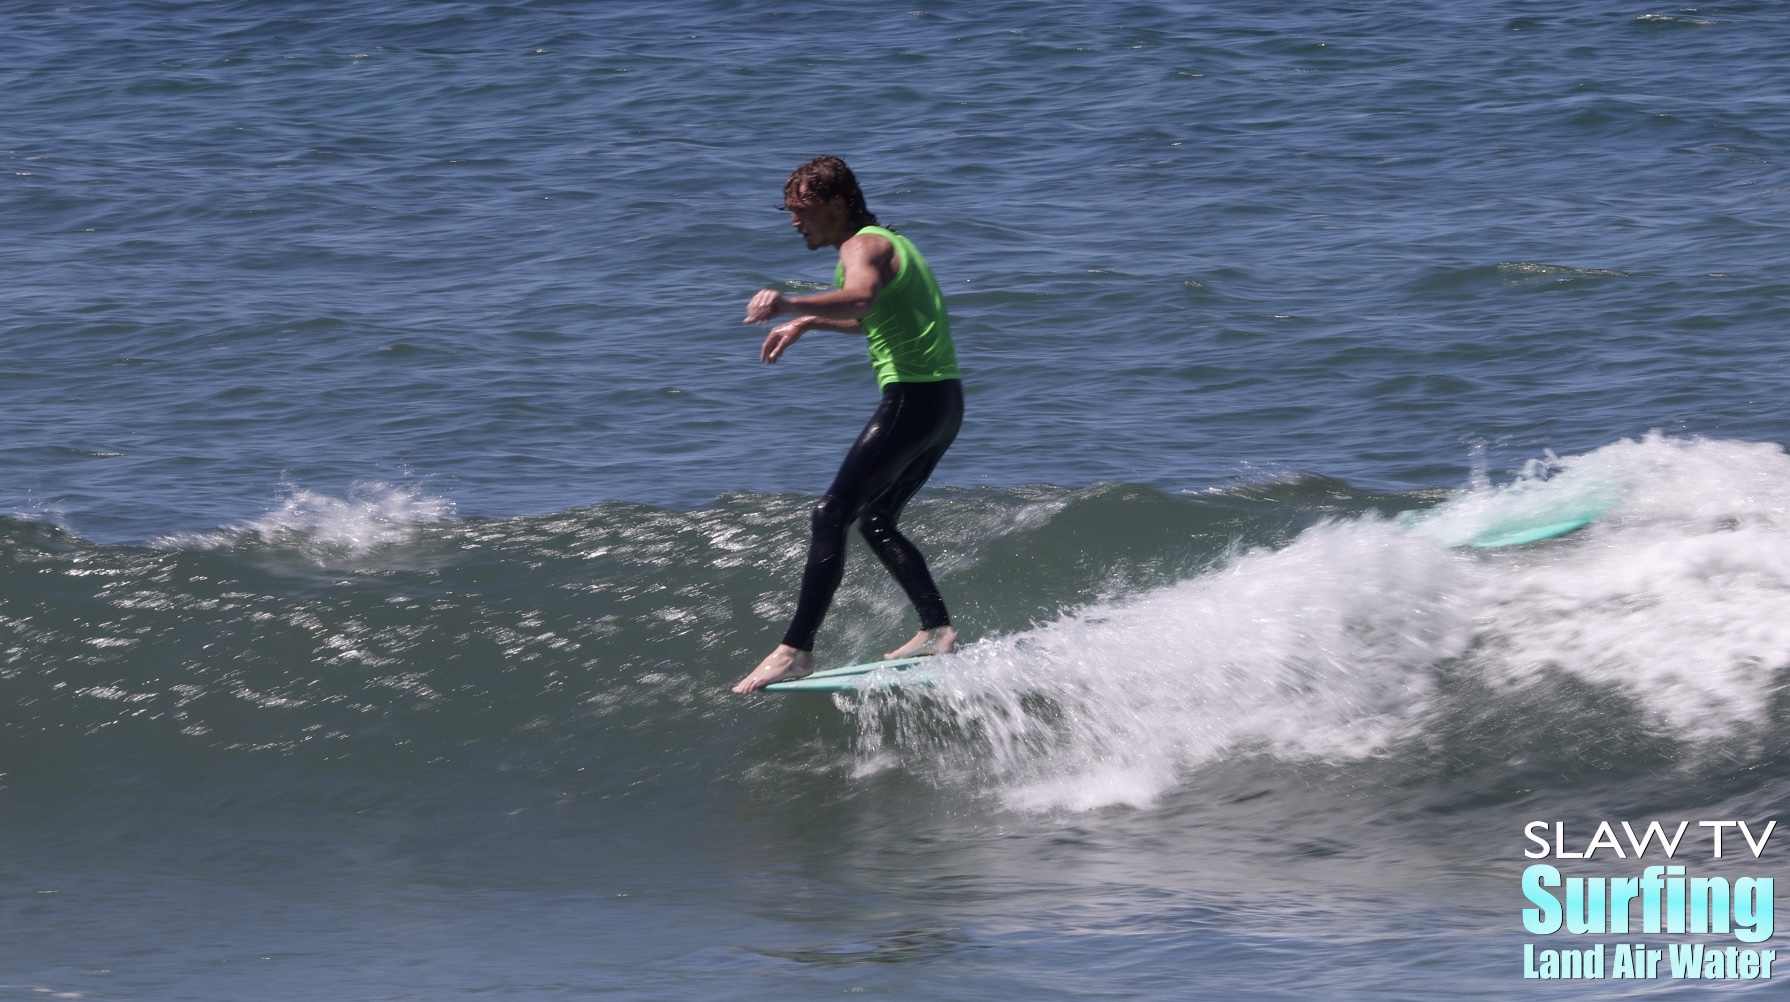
[732,156,964,694]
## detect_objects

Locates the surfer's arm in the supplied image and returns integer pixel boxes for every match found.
[744,234,894,323]
[796,317,864,334]
[760,316,861,364]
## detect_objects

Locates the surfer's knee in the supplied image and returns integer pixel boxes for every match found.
[811,494,852,535]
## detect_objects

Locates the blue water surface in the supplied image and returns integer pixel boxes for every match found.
[4,0,1786,540]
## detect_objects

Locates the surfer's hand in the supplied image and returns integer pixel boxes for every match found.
[760,318,809,363]
[744,288,785,324]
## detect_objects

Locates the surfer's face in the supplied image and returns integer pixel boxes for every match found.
[783,193,849,249]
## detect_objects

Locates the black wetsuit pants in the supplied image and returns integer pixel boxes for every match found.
[782,379,963,651]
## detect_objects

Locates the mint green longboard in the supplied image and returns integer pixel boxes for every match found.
[763,656,941,693]
[1460,513,1600,548]
[1410,490,1618,549]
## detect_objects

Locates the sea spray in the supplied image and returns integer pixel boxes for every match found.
[840,435,1790,810]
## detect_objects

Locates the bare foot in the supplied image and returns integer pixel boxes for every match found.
[732,644,814,694]
[883,625,958,660]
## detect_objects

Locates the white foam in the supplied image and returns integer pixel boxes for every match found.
[847,434,1790,811]
[1471,435,1790,735]
[161,482,454,560]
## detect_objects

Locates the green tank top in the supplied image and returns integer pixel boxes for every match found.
[836,225,961,389]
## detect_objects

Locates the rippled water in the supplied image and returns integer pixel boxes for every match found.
[4,2,1789,999]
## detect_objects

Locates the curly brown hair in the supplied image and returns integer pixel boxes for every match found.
[782,155,879,229]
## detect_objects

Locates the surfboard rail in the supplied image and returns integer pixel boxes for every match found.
[763,656,938,693]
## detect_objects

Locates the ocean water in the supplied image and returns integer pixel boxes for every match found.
[4,1,1789,998]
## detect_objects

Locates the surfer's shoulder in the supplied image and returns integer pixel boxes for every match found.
[841,227,895,258]
[840,228,900,285]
